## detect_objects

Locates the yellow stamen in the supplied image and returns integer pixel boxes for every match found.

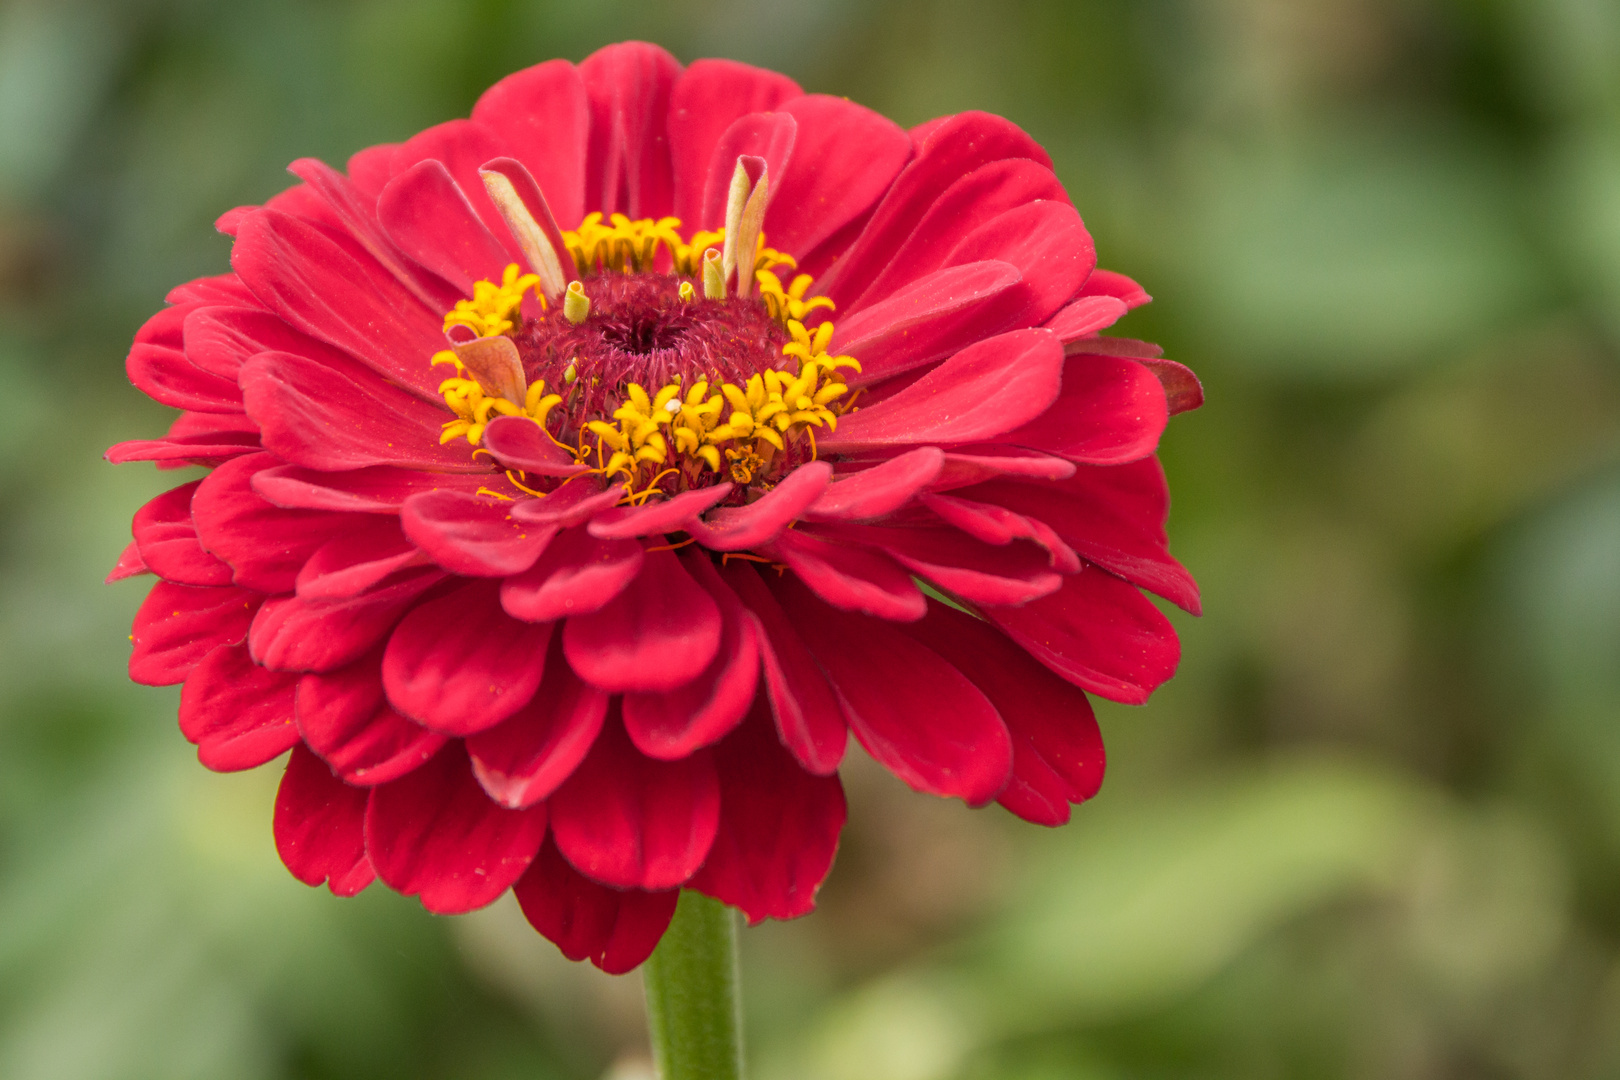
[443,263,541,339]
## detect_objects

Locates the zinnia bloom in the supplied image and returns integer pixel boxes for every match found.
[109,42,1201,974]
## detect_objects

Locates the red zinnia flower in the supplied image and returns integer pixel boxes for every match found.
[109,42,1201,974]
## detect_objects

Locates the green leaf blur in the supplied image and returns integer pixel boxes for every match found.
[3,1,1618,1077]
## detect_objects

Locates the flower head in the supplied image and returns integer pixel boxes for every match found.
[109,42,1202,974]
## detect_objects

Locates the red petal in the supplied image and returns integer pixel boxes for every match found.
[767,95,912,262]
[851,158,1069,310]
[346,143,401,201]
[377,159,513,293]
[509,477,625,527]
[774,575,1013,803]
[382,578,551,736]
[817,111,1052,308]
[126,342,243,412]
[927,445,1076,489]
[820,328,1064,452]
[401,489,556,576]
[253,464,502,514]
[178,642,300,770]
[621,553,759,760]
[297,653,446,785]
[240,351,481,474]
[106,540,149,583]
[231,209,448,401]
[286,157,456,311]
[132,480,233,586]
[296,517,426,601]
[669,58,802,227]
[996,354,1168,466]
[580,42,682,220]
[249,569,444,673]
[130,582,260,686]
[937,200,1094,329]
[1137,358,1204,416]
[274,744,375,896]
[1045,295,1128,342]
[548,715,720,890]
[391,119,524,262]
[767,527,925,621]
[918,491,1080,574]
[949,459,1199,614]
[467,638,609,808]
[481,415,588,477]
[105,430,260,467]
[687,461,831,551]
[586,483,733,540]
[900,602,1105,826]
[987,567,1180,705]
[182,304,339,382]
[191,452,362,593]
[472,60,591,230]
[805,448,944,522]
[1077,267,1151,308]
[830,260,1024,386]
[696,111,798,232]
[562,548,721,693]
[513,838,677,974]
[689,702,846,923]
[721,561,847,775]
[166,274,257,307]
[830,523,1064,606]
[365,742,548,914]
[500,527,644,623]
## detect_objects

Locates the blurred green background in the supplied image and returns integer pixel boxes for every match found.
[3,0,1619,1077]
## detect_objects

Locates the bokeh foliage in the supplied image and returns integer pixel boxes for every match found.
[2,0,1619,1077]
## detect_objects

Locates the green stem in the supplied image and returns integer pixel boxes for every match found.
[642,890,744,1080]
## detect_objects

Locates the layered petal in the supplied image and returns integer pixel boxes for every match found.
[178,642,300,771]
[240,351,481,473]
[296,518,425,602]
[621,554,759,760]
[401,489,556,576]
[231,209,448,400]
[821,328,1064,452]
[580,42,681,220]
[191,452,363,593]
[513,838,678,974]
[467,639,609,809]
[249,569,444,673]
[365,741,548,914]
[721,561,847,775]
[382,579,551,735]
[297,653,446,785]
[563,548,721,693]
[501,527,644,623]
[130,583,260,686]
[900,602,1105,826]
[132,480,233,586]
[548,714,720,890]
[274,744,375,896]
[669,58,802,226]
[472,59,590,229]
[994,353,1169,465]
[689,703,846,923]
[987,566,1180,705]
[774,575,1013,803]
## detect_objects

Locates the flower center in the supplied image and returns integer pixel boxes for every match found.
[431,212,858,501]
